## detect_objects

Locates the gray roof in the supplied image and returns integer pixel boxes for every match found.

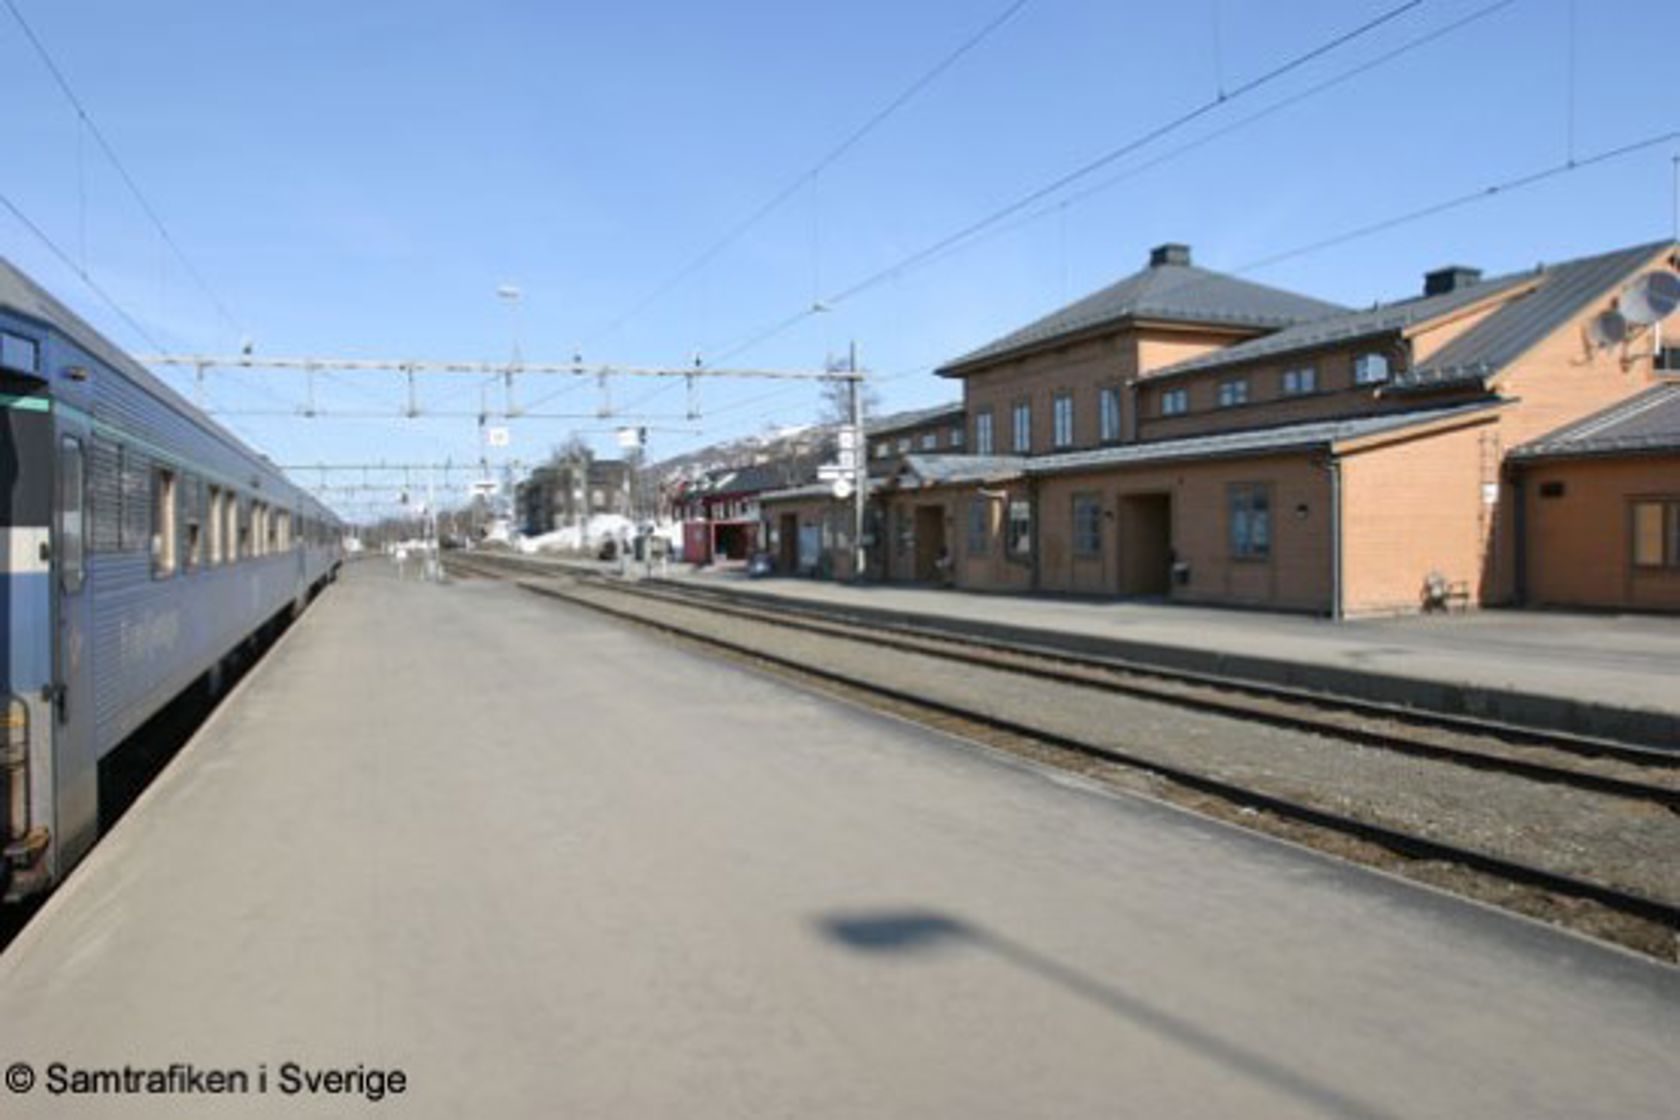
[1152,273,1535,380]
[938,253,1346,375]
[1153,240,1672,386]
[760,478,882,503]
[1016,403,1502,478]
[897,454,1028,486]
[1396,240,1671,391]
[1510,381,1680,461]
[865,401,963,437]
[695,462,807,496]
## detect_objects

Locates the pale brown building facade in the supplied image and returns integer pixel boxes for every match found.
[772,239,1680,615]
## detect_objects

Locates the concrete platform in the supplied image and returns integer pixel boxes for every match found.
[2,560,1675,1118]
[658,565,1680,748]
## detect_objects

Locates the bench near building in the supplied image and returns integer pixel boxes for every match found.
[762,240,1680,615]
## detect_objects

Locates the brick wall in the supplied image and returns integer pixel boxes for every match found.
[1338,419,1496,615]
[1033,455,1333,611]
[1521,457,1680,611]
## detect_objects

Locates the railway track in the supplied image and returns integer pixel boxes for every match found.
[456,553,1680,805]
[446,553,1680,948]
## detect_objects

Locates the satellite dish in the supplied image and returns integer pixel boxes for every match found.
[1587,309,1628,349]
[1619,271,1680,325]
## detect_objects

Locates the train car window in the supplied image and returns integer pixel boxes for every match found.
[120,446,150,551]
[231,490,245,560]
[207,485,223,565]
[87,437,121,553]
[0,331,39,373]
[58,437,85,593]
[236,497,251,560]
[183,474,204,571]
[152,468,178,578]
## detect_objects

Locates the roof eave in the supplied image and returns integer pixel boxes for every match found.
[937,314,1273,379]
[1330,400,1508,454]
[1144,324,1405,384]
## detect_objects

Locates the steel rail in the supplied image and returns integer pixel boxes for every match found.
[446,557,1680,933]
[451,553,1679,800]
[638,576,1678,767]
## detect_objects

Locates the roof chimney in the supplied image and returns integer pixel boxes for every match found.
[1424,265,1482,297]
[1149,243,1192,268]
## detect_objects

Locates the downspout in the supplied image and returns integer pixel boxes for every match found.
[1329,455,1344,621]
[1511,466,1527,606]
[1029,475,1042,592]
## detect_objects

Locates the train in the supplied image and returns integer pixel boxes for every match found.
[1,257,341,901]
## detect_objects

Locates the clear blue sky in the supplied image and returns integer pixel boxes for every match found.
[4,0,1677,520]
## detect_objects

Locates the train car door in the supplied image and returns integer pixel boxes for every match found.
[53,418,97,869]
[1,361,58,896]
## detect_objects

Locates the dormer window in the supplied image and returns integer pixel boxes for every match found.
[1160,387,1189,416]
[1354,352,1390,386]
[1281,366,1317,396]
[1217,379,1250,408]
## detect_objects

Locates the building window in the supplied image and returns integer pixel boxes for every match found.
[1161,387,1189,416]
[1099,386,1122,442]
[920,431,938,451]
[975,410,995,456]
[1217,379,1250,408]
[1012,401,1031,453]
[0,331,39,374]
[949,426,964,449]
[1052,393,1074,449]
[897,437,911,454]
[1072,494,1102,556]
[1631,498,1680,569]
[1354,352,1390,385]
[1229,483,1271,560]
[872,442,888,459]
[966,498,989,556]
[1006,499,1032,559]
[1281,366,1317,396]
[152,467,178,578]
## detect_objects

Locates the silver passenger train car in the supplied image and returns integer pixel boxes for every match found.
[2,258,341,900]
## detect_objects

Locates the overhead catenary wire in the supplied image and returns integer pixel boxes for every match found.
[685,126,1678,449]
[0,187,168,353]
[583,0,1034,349]
[902,0,1525,282]
[700,0,1423,363]
[3,0,246,342]
[1231,128,1680,275]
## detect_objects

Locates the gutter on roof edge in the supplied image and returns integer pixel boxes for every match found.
[937,315,1271,379]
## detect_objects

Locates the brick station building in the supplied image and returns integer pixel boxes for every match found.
[779,239,1680,615]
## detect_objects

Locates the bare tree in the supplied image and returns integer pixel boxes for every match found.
[548,434,593,467]
[816,376,880,426]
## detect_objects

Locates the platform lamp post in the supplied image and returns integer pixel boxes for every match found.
[497,284,523,526]
[847,341,867,584]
